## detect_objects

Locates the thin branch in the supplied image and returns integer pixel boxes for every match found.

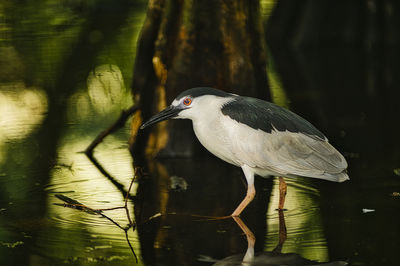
[124,168,139,232]
[84,154,129,196]
[54,171,140,262]
[96,206,125,211]
[99,212,126,230]
[124,230,138,263]
[84,104,138,157]
[82,104,138,200]
[71,104,140,262]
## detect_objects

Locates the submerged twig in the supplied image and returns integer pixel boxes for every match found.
[124,230,136,260]
[84,154,128,196]
[71,105,140,262]
[124,168,138,234]
[82,104,138,200]
[54,173,139,263]
[84,104,138,157]
[54,194,101,215]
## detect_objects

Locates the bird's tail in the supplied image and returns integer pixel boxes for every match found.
[322,170,349,183]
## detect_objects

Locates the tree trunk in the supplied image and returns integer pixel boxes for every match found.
[129,0,270,158]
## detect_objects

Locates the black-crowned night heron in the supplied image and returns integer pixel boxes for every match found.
[141,87,349,216]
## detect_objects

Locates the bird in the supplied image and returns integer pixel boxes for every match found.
[140,87,349,217]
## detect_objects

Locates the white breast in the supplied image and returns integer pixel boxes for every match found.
[187,96,240,166]
[192,115,240,166]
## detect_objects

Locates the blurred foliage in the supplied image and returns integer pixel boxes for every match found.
[1,0,146,89]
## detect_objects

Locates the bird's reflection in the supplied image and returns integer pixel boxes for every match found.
[213,211,347,266]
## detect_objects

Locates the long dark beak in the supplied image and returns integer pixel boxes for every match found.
[140,105,182,129]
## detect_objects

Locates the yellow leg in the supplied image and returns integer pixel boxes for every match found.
[231,184,256,217]
[278,177,287,210]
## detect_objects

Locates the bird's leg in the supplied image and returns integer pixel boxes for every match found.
[232,165,255,217]
[231,184,256,217]
[278,177,287,210]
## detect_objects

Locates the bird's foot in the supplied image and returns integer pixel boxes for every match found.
[275,208,288,211]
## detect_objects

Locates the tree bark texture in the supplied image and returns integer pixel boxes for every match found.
[129,0,270,158]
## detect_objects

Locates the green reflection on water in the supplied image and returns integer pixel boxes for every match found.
[0,83,48,144]
[0,0,146,264]
[266,178,329,262]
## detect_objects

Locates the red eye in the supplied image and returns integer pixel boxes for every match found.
[183,97,192,106]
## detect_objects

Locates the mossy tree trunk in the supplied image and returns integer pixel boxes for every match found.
[130,0,270,158]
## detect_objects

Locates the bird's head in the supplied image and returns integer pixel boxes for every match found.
[140,87,232,129]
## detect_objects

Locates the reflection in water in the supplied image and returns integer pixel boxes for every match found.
[266,178,329,262]
[0,1,147,264]
[134,156,271,265]
[134,157,347,265]
[0,83,48,142]
[53,175,139,263]
[213,213,347,266]
[87,64,131,114]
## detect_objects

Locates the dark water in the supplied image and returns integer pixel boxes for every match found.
[1,1,400,266]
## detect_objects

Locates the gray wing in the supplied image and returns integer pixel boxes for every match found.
[230,128,348,182]
[264,132,348,182]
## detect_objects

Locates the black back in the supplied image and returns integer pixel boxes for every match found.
[221,96,326,139]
